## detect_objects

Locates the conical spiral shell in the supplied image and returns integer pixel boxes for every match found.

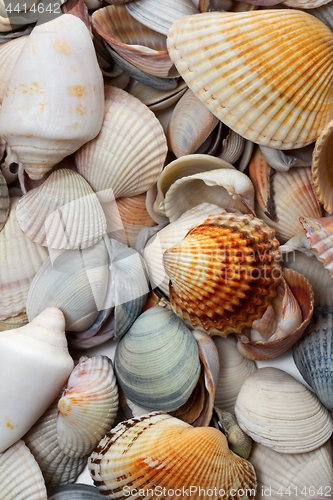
[163,212,281,336]
[89,412,257,500]
[167,10,333,149]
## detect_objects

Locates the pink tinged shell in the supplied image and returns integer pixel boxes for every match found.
[299,216,333,277]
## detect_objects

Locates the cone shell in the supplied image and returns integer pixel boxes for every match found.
[16,169,107,250]
[57,356,119,458]
[312,119,333,214]
[89,412,257,499]
[74,86,167,198]
[167,10,333,149]
[235,367,333,453]
[163,212,281,336]
[0,440,47,500]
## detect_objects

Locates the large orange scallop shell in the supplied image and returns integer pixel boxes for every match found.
[163,213,281,336]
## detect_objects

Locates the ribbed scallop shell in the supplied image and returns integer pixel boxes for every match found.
[293,307,333,411]
[113,194,156,247]
[312,119,333,214]
[163,212,281,336]
[167,10,333,149]
[0,168,9,233]
[74,86,167,198]
[57,356,118,458]
[0,196,48,320]
[0,440,47,500]
[16,169,106,250]
[299,216,333,276]
[308,1,333,31]
[89,412,257,500]
[114,307,201,411]
[0,36,27,104]
[235,367,333,453]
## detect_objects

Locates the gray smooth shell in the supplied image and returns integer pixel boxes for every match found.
[48,484,104,499]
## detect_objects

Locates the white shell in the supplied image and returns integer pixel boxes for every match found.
[0,36,27,104]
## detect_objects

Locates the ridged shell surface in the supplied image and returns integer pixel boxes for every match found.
[235,367,333,453]
[0,440,47,500]
[16,169,107,250]
[89,412,257,500]
[167,10,333,149]
[114,307,201,411]
[299,216,333,276]
[57,356,119,457]
[74,86,167,198]
[312,119,333,214]
[0,35,27,104]
[164,213,281,336]
[293,306,333,411]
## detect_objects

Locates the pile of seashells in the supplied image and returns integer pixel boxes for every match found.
[1,0,333,498]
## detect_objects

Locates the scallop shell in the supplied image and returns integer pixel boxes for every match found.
[0,35,27,104]
[235,367,333,453]
[0,440,47,500]
[114,307,201,412]
[0,168,9,233]
[299,216,333,276]
[293,306,333,411]
[89,412,257,500]
[57,356,119,458]
[312,119,333,214]
[167,10,333,149]
[164,212,281,336]
[74,86,167,199]
[16,169,107,250]
[0,196,48,320]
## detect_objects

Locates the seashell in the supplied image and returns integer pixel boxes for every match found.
[167,89,219,158]
[307,1,333,31]
[0,307,74,453]
[235,367,333,453]
[126,0,199,36]
[298,216,333,276]
[74,86,167,198]
[0,196,48,320]
[213,336,257,414]
[24,398,87,491]
[48,484,104,499]
[220,130,245,165]
[167,10,333,149]
[199,0,258,10]
[0,440,47,500]
[0,167,9,233]
[0,14,104,180]
[249,145,275,221]
[89,411,257,500]
[212,408,252,460]
[127,78,187,110]
[237,139,254,172]
[293,306,333,411]
[249,441,333,500]
[312,119,333,214]
[16,169,107,250]
[0,24,33,43]
[114,307,201,411]
[164,212,281,336]
[1,142,23,184]
[283,0,332,8]
[92,5,176,78]
[259,143,313,171]
[0,35,27,104]
[27,239,109,332]
[0,311,28,331]
[57,356,119,458]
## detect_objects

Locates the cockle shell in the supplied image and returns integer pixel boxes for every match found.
[0,308,74,453]
[164,212,281,336]
[0,35,27,104]
[312,119,333,214]
[16,169,107,250]
[167,10,333,149]
[298,216,333,276]
[74,86,167,198]
[293,307,333,411]
[235,367,333,453]
[114,307,201,412]
[57,356,119,458]
[0,168,9,233]
[0,196,48,320]
[0,440,47,500]
[89,412,257,500]
[0,14,104,180]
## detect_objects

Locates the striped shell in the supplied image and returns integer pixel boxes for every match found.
[312,119,333,214]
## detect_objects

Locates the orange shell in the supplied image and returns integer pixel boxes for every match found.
[163,213,281,336]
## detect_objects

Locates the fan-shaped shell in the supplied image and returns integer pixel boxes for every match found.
[16,169,107,250]
[164,212,281,336]
[89,412,257,499]
[299,216,333,276]
[312,119,333,214]
[167,10,333,149]
[235,367,333,453]
[74,86,167,199]
[57,355,119,458]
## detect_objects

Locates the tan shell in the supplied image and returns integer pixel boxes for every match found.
[167,10,333,149]
[312,119,333,214]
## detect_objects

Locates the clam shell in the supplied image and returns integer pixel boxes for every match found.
[212,408,252,460]
[0,167,9,232]
[57,356,119,458]
[164,212,281,336]
[48,484,104,499]
[235,367,333,453]
[293,306,333,411]
[0,35,27,104]
[114,307,201,411]
[312,119,333,214]
[16,169,107,250]
[89,412,257,500]
[167,10,333,149]
[0,440,47,500]
[74,86,167,198]
[220,130,245,165]
[0,196,48,320]
[259,144,313,171]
